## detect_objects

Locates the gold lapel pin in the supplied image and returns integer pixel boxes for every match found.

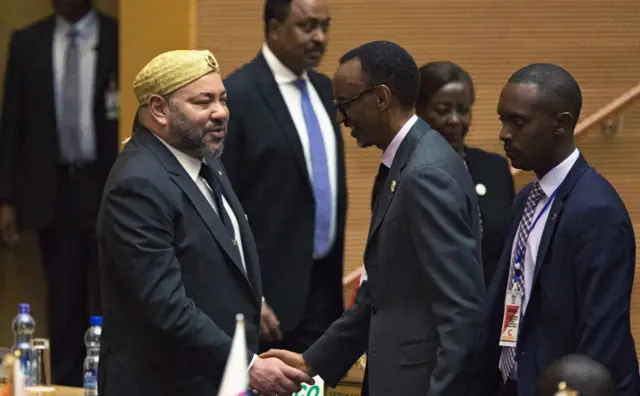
[555,382,579,396]
[391,180,397,192]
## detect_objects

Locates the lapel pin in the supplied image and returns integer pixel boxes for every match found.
[475,183,487,196]
[218,170,222,175]
[391,180,397,192]
[551,213,558,223]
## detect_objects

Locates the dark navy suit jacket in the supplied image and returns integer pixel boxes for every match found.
[474,155,639,396]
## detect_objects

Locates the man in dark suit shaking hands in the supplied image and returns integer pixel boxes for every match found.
[222,0,347,353]
[263,41,485,396]
[474,63,640,396]
[0,0,118,386]
[97,50,312,396]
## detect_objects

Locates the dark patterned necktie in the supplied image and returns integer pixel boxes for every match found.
[371,163,390,211]
[199,164,235,239]
[499,181,546,381]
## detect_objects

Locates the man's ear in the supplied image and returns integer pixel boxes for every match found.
[267,19,282,42]
[554,111,575,137]
[376,84,392,111]
[148,94,170,127]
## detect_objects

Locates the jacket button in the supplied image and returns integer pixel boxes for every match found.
[371,305,378,315]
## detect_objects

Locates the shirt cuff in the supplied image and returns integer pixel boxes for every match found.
[249,353,258,370]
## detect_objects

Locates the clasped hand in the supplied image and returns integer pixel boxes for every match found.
[249,351,315,396]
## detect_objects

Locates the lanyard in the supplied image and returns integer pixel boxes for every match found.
[513,187,559,277]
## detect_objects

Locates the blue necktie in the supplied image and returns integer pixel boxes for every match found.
[59,27,82,163]
[294,79,332,257]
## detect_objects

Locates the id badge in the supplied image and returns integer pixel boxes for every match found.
[499,290,522,347]
[104,73,119,120]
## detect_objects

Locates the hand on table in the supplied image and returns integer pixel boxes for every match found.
[249,356,314,395]
[260,301,282,342]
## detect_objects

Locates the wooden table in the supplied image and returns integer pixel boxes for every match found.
[45,365,365,396]
[51,386,82,396]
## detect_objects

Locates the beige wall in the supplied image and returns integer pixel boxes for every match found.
[0,0,117,347]
[118,0,196,145]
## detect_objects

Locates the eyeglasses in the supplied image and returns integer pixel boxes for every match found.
[333,85,382,119]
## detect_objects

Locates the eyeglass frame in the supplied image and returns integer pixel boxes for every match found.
[333,84,385,119]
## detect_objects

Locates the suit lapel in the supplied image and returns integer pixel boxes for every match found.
[366,120,427,243]
[40,18,56,129]
[252,54,311,192]
[210,160,261,302]
[133,128,253,290]
[93,13,112,106]
[530,155,590,285]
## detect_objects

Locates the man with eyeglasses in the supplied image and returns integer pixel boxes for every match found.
[261,40,485,396]
[222,0,347,355]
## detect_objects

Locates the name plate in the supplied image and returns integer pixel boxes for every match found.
[293,375,324,396]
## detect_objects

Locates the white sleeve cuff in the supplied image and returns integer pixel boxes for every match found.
[249,353,258,370]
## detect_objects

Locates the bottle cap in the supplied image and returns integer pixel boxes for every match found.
[18,303,30,314]
[90,316,103,326]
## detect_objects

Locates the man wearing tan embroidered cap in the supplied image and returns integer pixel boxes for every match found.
[96,50,313,396]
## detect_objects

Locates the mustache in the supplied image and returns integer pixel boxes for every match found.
[307,43,326,52]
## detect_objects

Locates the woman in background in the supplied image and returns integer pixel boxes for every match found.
[416,61,515,287]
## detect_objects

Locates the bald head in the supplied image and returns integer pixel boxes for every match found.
[535,355,615,396]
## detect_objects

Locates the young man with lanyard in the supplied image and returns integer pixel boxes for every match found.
[474,63,639,396]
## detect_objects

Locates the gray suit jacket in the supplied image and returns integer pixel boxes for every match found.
[304,118,485,396]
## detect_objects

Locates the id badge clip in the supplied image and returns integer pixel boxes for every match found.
[499,282,523,347]
[105,73,119,121]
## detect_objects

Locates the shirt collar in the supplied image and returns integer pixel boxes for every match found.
[55,9,98,38]
[538,148,580,196]
[261,43,308,84]
[154,135,202,182]
[381,114,419,168]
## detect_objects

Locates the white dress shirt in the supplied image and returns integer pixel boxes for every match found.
[53,10,98,161]
[261,43,338,259]
[155,136,247,273]
[510,148,580,314]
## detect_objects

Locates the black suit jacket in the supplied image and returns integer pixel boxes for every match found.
[464,147,515,287]
[474,155,640,396]
[304,119,485,396]
[96,126,262,396]
[0,12,119,230]
[222,53,347,332]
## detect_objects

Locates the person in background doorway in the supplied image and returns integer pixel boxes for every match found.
[0,0,118,386]
[416,61,515,287]
[222,0,347,354]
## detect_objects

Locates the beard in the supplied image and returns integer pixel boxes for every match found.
[167,103,224,159]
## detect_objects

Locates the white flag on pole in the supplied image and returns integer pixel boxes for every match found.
[217,314,251,396]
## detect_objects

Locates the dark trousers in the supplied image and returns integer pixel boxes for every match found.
[500,379,519,396]
[38,168,102,387]
[259,259,339,354]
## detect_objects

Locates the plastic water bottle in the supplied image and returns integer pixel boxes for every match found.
[83,316,102,396]
[12,303,36,386]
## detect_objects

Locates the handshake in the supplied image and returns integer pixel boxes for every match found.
[249,349,316,396]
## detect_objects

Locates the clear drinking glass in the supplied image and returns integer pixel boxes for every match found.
[31,338,51,386]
